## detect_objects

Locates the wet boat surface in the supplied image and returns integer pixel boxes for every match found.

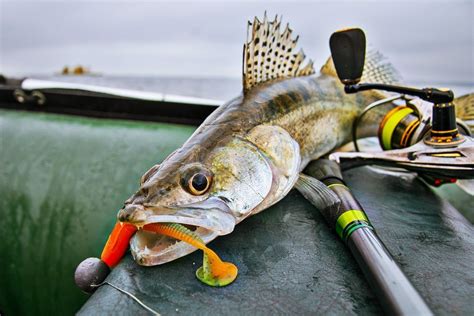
[0,82,472,315]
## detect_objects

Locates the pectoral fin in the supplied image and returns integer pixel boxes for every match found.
[295,173,341,212]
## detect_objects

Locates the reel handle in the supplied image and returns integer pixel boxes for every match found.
[329,28,454,105]
[329,28,366,85]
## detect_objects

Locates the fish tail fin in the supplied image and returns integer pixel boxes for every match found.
[321,49,401,85]
[454,93,474,133]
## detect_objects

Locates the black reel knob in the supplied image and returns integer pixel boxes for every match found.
[329,28,366,85]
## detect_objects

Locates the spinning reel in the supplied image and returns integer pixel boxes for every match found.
[328,28,474,185]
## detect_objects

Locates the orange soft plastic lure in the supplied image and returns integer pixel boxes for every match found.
[101,222,138,268]
[100,221,237,287]
[143,223,238,287]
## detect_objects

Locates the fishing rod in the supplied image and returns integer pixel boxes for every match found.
[302,159,432,315]
[302,27,474,315]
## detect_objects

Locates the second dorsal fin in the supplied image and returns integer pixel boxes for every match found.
[321,49,401,85]
[242,14,315,93]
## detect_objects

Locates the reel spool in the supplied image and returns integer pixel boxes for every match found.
[377,102,468,151]
[378,105,420,150]
[353,98,471,152]
[351,95,422,152]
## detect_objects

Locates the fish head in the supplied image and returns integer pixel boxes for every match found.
[118,136,274,265]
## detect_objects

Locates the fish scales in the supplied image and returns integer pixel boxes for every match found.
[192,75,377,166]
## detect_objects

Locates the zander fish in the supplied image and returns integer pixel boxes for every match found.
[117,14,474,266]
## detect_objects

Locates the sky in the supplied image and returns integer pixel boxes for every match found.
[0,0,473,86]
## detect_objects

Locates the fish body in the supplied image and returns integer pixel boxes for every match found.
[119,74,383,265]
[117,16,393,266]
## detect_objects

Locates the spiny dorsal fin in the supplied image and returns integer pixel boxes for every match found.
[320,49,401,85]
[243,14,315,93]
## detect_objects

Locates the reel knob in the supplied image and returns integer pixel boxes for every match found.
[329,28,366,85]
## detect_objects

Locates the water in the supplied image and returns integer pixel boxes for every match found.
[31,74,471,102]
[31,75,241,101]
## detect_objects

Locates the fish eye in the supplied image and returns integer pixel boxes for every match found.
[187,173,211,195]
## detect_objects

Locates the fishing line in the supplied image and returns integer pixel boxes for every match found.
[92,282,160,316]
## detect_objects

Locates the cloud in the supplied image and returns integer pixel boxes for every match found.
[1,0,472,86]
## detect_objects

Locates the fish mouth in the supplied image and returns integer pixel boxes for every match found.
[131,226,218,266]
[127,198,236,266]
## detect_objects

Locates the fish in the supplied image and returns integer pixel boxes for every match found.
[116,14,474,266]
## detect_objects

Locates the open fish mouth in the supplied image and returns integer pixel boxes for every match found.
[131,225,218,266]
[126,198,236,266]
